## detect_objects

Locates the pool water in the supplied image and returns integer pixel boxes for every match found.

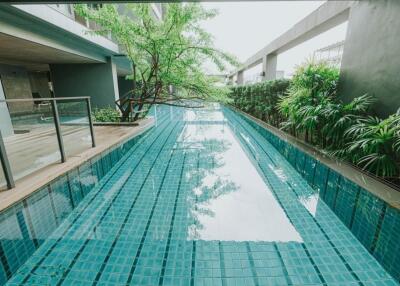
[7,104,397,285]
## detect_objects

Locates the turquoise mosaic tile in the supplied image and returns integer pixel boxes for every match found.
[50,175,74,222]
[77,161,95,196]
[67,170,84,207]
[0,202,36,283]
[231,107,399,283]
[303,154,317,184]
[24,187,57,245]
[295,150,306,176]
[334,178,360,227]
[323,170,340,208]
[312,161,329,192]
[375,206,400,281]
[0,117,155,285]
[0,105,398,286]
[351,191,385,250]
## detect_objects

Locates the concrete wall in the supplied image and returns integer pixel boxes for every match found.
[28,72,51,98]
[0,64,33,114]
[50,57,119,109]
[0,78,13,137]
[338,0,400,117]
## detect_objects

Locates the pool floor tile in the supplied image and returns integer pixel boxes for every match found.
[4,106,398,286]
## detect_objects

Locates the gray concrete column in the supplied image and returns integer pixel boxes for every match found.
[0,78,13,137]
[236,70,244,85]
[0,64,33,137]
[338,0,400,117]
[0,64,34,114]
[50,57,120,109]
[262,53,277,81]
[262,56,267,80]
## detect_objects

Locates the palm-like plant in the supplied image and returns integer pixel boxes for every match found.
[344,114,400,178]
[278,61,340,142]
[393,109,400,153]
[278,87,313,138]
[230,60,400,183]
[322,94,375,150]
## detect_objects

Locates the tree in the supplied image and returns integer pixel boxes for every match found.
[75,3,239,121]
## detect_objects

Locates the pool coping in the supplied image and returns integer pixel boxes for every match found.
[93,122,139,126]
[229,106,400,210]
[0,117,155,213]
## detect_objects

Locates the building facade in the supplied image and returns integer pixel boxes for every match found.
[313,41,345,68]
[0,4,162,136]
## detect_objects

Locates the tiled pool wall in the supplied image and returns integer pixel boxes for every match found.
[0,126,152,285]
[231,107,400,282]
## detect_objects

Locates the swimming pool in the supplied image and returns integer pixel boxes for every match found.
[5,104,398,285]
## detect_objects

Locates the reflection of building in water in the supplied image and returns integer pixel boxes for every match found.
[313,41,345,67]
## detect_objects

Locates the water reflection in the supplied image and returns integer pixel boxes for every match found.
[181,108,302,242]
[3,104,397,285]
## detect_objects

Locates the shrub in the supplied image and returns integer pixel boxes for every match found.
[278,61,342,142]
[278,62,375,149]
[342,113,400,178]
[229,61,400,182]
[229,79,290,126]
[92,107,121,122]
[290,61,339,95]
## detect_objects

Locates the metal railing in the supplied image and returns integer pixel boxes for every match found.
[0,97,96,190]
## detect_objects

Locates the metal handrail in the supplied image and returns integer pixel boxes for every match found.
[0,96,96,190]
[0,130,14,189]
[0,96,90,102]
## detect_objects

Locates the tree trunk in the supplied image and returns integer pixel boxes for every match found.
[133,103,144,121]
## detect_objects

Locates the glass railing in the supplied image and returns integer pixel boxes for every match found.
[0,97,95,190]
[0,139,8,190]
[58,99,93,157]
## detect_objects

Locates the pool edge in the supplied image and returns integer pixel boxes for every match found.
[0,117,155,213]
[228,105,400,209]
[226,105,400,282]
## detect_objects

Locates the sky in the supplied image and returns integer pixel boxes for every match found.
[200,1,348,79]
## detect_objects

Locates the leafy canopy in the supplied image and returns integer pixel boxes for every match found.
[75,3,238,109]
